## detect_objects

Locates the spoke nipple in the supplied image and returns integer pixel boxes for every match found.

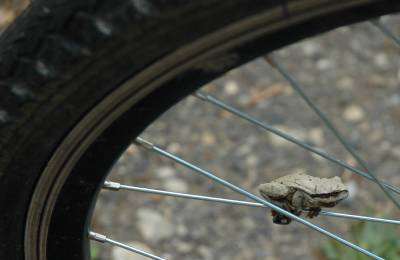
[88,231,107,243]
[103,181,121,190]
[193,91,208,101]
[134,137,154,150]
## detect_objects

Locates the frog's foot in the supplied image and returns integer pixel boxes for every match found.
[272,210,292,225]
[271,208,301,225]
[306,207,321,218]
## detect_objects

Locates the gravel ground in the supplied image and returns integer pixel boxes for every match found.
[91,15,400,260]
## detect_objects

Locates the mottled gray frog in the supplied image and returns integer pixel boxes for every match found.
[258,173,348,224]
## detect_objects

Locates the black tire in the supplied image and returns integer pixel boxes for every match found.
[0,1,398,259]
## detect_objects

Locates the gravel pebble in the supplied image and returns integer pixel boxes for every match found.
[373,53,389,68]
[316,58,334,70]
[198,245,213,260]
[224,80,240,96]
[301,41,322,57]
[156,166,176,179]
[167,142,182,154]
[337,77,354,90]
[308,127,324,146]
[391,146,400,159]
[342,104,365,123]
[136,208,175,242]
[163,178,188,193]
[175,241,193,253]
[91,17,400,260]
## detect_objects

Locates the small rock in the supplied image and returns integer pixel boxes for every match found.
[343,105,365,123]
[373,53,389,68]
[300,41,322,57]
[198,245,213,260]
[391,146,400,159]
[112,241,154,260]
[316,59,333,70]
[224,80,239,96]
[245,155,259,168]
[201,131,216,145]
[337,77,354,90]
[175,241,193,253]
[176,224,188,236]
[136,208,174,242]
[163,178,188,193]
[167,142,182,153]
[308,127,324,146]
[156,166,176,179]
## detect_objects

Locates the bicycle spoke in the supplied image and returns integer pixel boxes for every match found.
[134,137,384,260]
[371,19,400,47]
[320,211,400,225]
[265,55,400,210]
[104,181,400,225]
[88,231,165,260]
[103,181,261,207]
[193,92,400,195]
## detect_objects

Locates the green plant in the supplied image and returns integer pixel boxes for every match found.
[90,242,100,260]
[322,220,400,260]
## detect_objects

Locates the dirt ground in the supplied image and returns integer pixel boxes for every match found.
[91,15,400,260]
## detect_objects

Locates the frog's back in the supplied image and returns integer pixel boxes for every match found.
[275,173,346,195]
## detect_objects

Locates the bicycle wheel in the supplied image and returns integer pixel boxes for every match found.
[0,1,399,259]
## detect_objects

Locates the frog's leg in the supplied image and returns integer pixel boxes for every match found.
[270,201,300,225]
[292,191,320,218]
[307,207,321,218]
[272,211,291,225]
[291,190,306,212]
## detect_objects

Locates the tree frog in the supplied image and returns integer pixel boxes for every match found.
[258,173,348,224]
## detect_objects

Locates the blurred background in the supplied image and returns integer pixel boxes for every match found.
[2,2,400,260]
